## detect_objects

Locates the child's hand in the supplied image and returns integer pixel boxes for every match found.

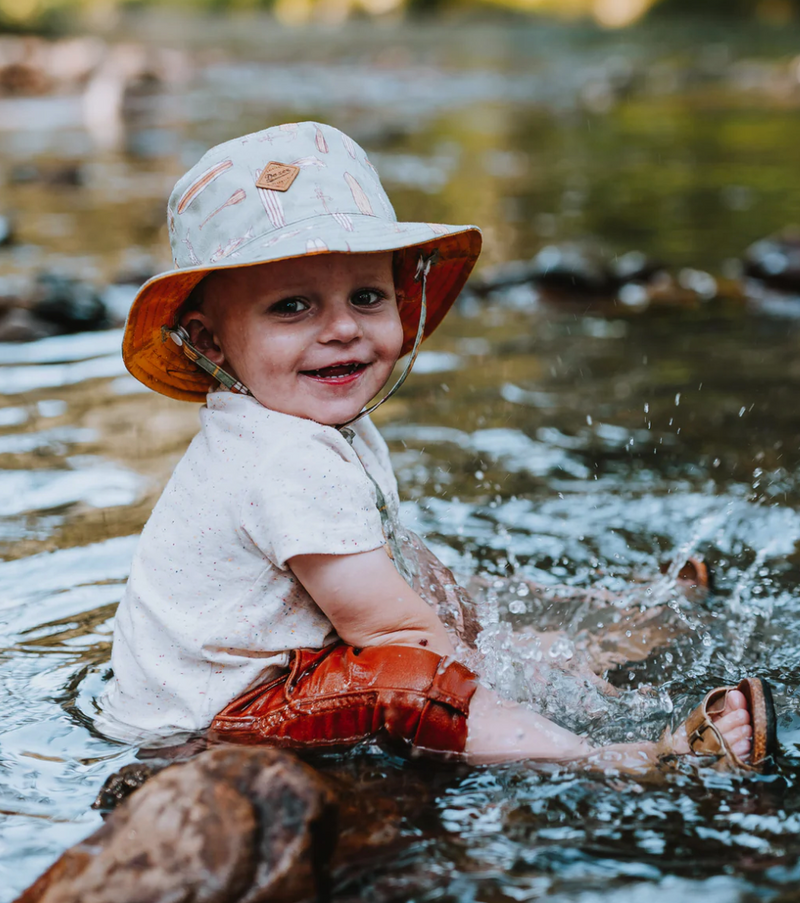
[289,549,455,657]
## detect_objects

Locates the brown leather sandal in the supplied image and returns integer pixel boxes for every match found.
[662,677,779,773]
[659,557,712,592]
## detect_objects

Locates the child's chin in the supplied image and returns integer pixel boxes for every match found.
[256,396,362,427]
[308,405,362,427]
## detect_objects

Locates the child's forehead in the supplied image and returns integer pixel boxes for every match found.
[209,251,394,294]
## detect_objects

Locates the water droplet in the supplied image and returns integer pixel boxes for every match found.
[739,407,746,417]
[586,414,593,425]
[675,393,681,406]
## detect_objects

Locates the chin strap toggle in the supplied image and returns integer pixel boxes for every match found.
[162,324,251,396]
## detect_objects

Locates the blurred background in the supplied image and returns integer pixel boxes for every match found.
[5,2,800,902]
[2,0,800,31]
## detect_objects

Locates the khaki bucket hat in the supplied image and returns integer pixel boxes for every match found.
[124,121,482,403]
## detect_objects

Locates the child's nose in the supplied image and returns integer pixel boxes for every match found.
[320,305,362,343]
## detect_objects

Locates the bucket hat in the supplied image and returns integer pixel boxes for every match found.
[123,121,482,403]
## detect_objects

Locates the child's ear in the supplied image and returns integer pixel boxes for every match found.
[180,310,225,365]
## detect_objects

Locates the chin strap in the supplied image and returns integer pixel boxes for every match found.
[163,250,435,420]
[336,250,435,439]
[162,324,251,396]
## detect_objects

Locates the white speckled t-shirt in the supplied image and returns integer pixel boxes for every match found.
[96,390,398,743]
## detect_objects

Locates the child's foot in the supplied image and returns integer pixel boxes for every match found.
[672,688,752,760]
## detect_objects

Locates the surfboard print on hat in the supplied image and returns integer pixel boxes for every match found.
[344,173,373,216]
[332,212,354,232]
[254,175,287,229]
[176,160,233,215]
[341,133,357,159]
[292,156,327,170]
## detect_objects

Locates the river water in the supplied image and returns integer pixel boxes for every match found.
[2,15,800,901]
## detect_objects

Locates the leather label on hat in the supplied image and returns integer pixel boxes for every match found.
[256,162,300,192]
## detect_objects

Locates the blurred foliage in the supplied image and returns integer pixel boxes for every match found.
[1,0,799,34]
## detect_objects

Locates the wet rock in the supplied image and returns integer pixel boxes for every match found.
[743,231,800,292]
[15,746,338,903]
[471,242,665,303]
[0,36,188,102]
[31,274,110,333]
[9,163,85,188]
[0,62,50,96]
[468,243,747,314]
[91,762,165,814]
[0,309,60,342]
[0,272,115,342]
[530,243,665,298]
[0,214,14,247]
[93,735,212,814]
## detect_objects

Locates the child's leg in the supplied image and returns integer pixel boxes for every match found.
[465,685,752,771]
[211,643,759,774]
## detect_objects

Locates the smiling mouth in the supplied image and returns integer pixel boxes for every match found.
[301,362,368,381]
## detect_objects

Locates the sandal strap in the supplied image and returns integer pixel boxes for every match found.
[659,678,778,774]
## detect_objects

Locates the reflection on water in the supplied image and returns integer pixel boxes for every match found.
[2,15,800,903]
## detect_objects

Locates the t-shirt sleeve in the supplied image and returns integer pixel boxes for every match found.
[239,427,386,569]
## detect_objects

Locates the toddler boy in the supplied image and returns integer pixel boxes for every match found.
[98,121,770,773]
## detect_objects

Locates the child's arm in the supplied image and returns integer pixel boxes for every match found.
[289,548,753,769]
[291,549,590,759]
[289,548,455,657]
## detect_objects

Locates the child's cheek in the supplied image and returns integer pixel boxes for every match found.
[386,308,405,360]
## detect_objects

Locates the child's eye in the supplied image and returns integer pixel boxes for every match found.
[270,297,310,315]
[351,288,385,308]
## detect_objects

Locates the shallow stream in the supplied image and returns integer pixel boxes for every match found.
[3,15,800,901]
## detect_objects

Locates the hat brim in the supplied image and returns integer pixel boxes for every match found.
[123,216,481,403]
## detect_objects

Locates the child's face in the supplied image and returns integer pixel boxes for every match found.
[182,252,404,426]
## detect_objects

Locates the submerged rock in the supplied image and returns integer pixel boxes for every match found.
[8,163,85,188]
[0,308,60,342]
[0,273,113,342]
[470,243,665,300]
[530,243,664,298]
[31,273,110,332]
[468,241,735,312]
[14,746,338,903]
[0,214,13,247]
[744,231,800,292]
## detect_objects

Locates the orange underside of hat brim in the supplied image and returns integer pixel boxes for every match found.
[123,230,481,404]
